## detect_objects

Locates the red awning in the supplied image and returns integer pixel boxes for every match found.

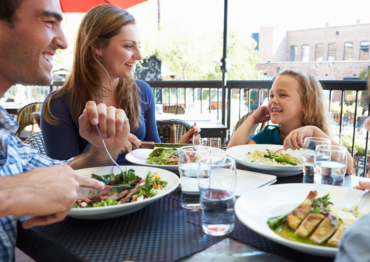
[60,0,147,13]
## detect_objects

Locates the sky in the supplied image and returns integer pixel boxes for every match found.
[59,0,370,68]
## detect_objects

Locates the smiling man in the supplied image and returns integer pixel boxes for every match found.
[0,0,131,261]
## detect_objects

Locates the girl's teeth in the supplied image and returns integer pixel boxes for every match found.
[42,54,53,61]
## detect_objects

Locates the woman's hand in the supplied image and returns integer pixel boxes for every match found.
[179,125,201,145]
[354,181,370,191]
[120,134,141,153]
[251,106,271,123]
[283,126,315,150]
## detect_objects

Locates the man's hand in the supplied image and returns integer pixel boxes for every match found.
[78,102,130,158]
[2,165,104,229]
[179,125,201,144]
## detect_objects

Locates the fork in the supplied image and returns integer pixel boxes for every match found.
[192,122,197,145]
[351,189,370,216]
[272,146,290,155]
[95,125,125,179]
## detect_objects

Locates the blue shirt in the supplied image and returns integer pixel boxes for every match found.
[250,125,282,145]
[40,80,161,165]
[0,107,65,262]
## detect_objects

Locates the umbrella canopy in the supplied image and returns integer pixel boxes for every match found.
[60,0,147,13]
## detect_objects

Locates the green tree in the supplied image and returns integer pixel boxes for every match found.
[141,24,262,80]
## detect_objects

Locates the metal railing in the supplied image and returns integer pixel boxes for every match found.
[3,80,369,176]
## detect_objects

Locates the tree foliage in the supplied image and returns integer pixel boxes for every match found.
[141,24,262,80]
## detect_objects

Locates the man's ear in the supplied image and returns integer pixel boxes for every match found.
[90,38,102,56]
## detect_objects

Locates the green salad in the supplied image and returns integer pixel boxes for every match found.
[146,148,179,165]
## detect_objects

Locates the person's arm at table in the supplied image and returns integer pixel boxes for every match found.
[141,81,161,143]
[41,94,83,160]
[228,106,270,148]
[68,102,130,170]
[0,165,104,229]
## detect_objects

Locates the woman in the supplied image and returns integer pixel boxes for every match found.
[41,5,200,164]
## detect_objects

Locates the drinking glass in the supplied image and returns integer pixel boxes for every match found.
[302,137,331,183]
[179,146,211,211]
[314,145,347,186]
[198,157,236,236]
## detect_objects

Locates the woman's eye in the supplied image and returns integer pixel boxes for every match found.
[125,45,133,49]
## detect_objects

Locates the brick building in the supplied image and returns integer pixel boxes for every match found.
[255,21,370,80]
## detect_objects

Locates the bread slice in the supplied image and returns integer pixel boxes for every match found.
[295,213,325,238]
[287,191,318,230]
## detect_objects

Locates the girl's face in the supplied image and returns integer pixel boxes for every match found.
[95,24,142,80]
[268,75,305,126]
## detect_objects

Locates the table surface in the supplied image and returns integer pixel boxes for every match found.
[16,169,367,262]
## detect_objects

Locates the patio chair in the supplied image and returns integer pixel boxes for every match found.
[162,105,186,115]
[221,111,267,150]
[24,132,46,155]
[156,119,191,143]
[15,102,43,140]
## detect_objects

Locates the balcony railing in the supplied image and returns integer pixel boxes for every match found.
[2,80,369,176]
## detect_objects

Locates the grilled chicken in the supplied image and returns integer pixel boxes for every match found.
[327,222,351,247]
[310,215,339,244]
[295,213,325,238]
[287,191,318,230]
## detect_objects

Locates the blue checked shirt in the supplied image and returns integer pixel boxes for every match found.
[0,107,66,262]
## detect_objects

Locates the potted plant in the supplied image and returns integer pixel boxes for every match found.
[331,101,341,123]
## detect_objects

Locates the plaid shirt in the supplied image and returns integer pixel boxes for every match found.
[0,107,65,262]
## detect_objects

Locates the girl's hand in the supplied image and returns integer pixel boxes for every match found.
[354,181,370,191]
[283,126,315,150]
[251,106,271,123]
[179,125,201,145]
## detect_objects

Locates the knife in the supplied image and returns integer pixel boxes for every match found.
[140,141,191,149]
[77,186,104,199]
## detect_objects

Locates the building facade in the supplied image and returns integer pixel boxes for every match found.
[256,21,370,80]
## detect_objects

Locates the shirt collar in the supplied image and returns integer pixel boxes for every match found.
[0,106,19,135]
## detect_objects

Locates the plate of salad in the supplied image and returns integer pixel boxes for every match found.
[69,166,179,219]
[126,147,226,171]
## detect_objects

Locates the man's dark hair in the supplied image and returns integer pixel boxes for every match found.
[0,0,23,25]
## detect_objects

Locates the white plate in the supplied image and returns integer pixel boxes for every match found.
[235,183,370,257]
[226,144,303,176]
[126,147,227,171]
[180,169,276,196]
[69,166,179,220]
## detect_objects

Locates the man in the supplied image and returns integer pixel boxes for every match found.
[0,0,130,260]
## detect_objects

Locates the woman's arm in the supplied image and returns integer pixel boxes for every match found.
[139,81,161,143]
[283,126,353,174]
[41,94,83,160]
[228,106,270,148]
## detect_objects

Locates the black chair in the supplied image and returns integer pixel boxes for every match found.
[221,111,267,150]
[156,119,191,143]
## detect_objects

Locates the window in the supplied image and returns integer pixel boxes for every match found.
[301,45,310,61]
[290,46,297,61]
[360,41,369,60]
[343,42,353,61]
[328,43,336,61]
[315,44,324,61]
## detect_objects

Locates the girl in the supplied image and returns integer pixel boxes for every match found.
[228,69,353,174]
[41,5,200,165]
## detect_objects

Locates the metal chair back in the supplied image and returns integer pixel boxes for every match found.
[162,105,186,115]
[156,119,191,143]
[16,102,43,138]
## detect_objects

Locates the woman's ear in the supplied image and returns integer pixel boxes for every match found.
[90,38,102,56]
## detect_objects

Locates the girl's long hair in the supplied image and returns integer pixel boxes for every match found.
[278,69,332,136]
[43,5,141,130]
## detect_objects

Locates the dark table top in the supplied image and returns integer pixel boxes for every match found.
[16,169,335,262]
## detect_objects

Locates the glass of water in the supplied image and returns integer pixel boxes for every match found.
[179,146,211,211]
[314,145,347,186]
[198,157,236,236]
[302,137,331,183]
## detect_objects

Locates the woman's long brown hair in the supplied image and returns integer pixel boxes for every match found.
[43,5,142,130]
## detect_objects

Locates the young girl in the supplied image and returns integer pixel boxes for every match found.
[228,69,353,174]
